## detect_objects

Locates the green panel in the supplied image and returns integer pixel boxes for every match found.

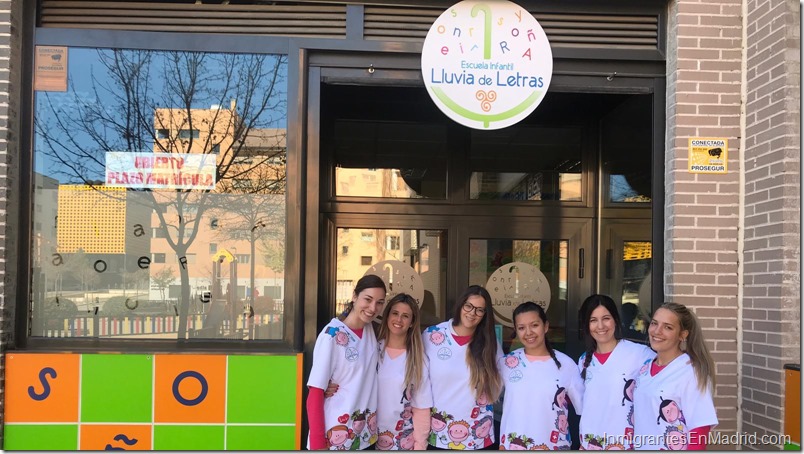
[81,354,153,422]
[226,425,296,450]
[153,425,225,450]
[784,442,800,450]
[4,424,79,450]
[227,355,297,423]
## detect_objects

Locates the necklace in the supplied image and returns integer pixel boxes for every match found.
[654,351,682,367]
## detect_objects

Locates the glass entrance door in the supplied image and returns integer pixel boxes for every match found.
[599,220,652,343]
[327,218,592,356]
[459,219,592,357]
[309,61,658,358]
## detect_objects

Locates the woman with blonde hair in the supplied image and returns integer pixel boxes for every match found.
[322,293,433,450]
[423,285,503,449]
[633,302,718,450]
[375,293,433,450]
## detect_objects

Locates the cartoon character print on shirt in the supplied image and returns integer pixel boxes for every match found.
[662,425,688,450]
[447,420,471,450]
[376,431,395,450]
[549,382,571,446]
[657,398,687,428]
[397,401,413,430]
[471,414,494,449]
[552,385,568,410]
[395,387,414,434]
[367,411,379,445]
[349,409,369,450]
[551,410,570,445]
[622,378,636,406]
[427,325,446,345]
[583,434,606,450]
[427,325,453,360]
[395,428,415,450]
[635,358,652,388]
[325,325,359,362]
[503,352,526,383]
[627,405,635,428]
[502,432,534,450]
[655,398,688,450]
[472,393,494,419]
[326,424,356,450]
[429,408,453,446]
[618,377,638,446]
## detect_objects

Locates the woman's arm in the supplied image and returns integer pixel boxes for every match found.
[687,426,711,450]
[412,407,431,450]
[307,386,327,450]
[411,356,435,450]
[307,328,336,450]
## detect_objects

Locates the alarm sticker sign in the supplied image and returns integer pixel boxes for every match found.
[421,1,553,130]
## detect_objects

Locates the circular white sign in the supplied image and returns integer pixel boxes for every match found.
[421,0,553,130]
[485,261,551,327]
[364,260,425,308]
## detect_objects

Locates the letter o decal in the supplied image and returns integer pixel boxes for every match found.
[172,371,208,406]
[93,260,107,273]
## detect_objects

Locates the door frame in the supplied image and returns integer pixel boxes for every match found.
[302,49,665,352]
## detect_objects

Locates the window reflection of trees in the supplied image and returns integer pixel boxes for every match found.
[33,49,288,340]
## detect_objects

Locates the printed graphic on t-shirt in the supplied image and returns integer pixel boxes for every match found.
[325,325,360,361]
[429,408,453,446]
[327,408,378,450]
[548,384,571,447]
[657,398,688,450]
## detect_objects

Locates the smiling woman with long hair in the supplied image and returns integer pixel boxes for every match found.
[497,302,584,450]
[633,302,718,450]
[374,293,432,450]
[576,294,654,449]
[423,285,502,450]
[306,274,386,450]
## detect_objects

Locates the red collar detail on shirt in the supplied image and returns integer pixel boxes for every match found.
[650,360,668,376]
[452,333,471,346]
[593,350,612,364]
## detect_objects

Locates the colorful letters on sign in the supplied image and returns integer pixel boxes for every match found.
[3,353,301,451]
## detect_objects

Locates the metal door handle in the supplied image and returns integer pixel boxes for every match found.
[578,248,585,279]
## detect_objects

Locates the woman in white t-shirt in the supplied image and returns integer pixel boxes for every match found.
[374,293,433,450]
[498,302,584,450]
[576,294,655,449]
[423,285,503,450]
[306,274,386,450]
[633,302,718,450]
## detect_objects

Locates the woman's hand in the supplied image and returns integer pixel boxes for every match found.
[324,380,339,398]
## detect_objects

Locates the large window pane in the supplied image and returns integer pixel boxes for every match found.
[31,48,288,341]
[601,95,652,203]
[621,241,651,342]
[333,121,448,199]
[469,238,568,353]
[336,228,447,327]
[469,126,582,201]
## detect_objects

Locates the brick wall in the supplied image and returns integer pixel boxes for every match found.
[664,0,743,444]
[0,0,22,443]
[742,0,801,448]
